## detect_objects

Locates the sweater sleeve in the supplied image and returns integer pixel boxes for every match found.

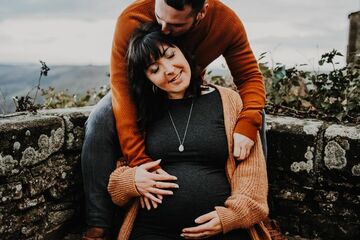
[107,165,141,207]
[215,134,269,233]
[222,12,266,141]
[110,13,154,167]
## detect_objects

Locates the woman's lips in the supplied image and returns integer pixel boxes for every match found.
[168,70,182,83]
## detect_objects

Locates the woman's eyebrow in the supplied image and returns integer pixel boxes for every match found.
[146,61,156,68]
[146,46,171,67]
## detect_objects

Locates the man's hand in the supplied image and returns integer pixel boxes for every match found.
[181,211,222,239]
[233,133,254,160]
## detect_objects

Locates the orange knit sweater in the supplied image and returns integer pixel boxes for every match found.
[110,0,265,167]
[108,85,269,240]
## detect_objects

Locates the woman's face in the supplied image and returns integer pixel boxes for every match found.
[145,44,191,99]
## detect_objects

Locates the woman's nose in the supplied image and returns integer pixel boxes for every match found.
[164,63,175,75]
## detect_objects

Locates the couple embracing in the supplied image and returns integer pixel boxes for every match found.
[82,1,269,240]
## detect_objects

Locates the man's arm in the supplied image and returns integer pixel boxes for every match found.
[110,14,152,166]
[222,14,266,142]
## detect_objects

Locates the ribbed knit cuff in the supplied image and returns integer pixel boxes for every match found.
[234,119,257,142]
[108,167,141,206]
[215,206,246,234]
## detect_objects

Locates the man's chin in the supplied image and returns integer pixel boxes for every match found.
[171,31,186,37]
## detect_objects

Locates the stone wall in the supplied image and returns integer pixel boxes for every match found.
[0,108,359,239]
[266,115,360,239]
[0,108,91,239]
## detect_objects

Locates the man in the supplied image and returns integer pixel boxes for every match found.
[82,0,265,239]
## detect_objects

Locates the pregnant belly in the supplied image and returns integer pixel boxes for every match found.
[135,162,231,232]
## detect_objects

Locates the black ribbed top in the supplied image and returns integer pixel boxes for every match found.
[131,90,232,238]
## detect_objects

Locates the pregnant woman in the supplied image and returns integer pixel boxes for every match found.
[107,23,269,240]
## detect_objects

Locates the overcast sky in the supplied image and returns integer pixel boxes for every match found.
[0,0,359,69]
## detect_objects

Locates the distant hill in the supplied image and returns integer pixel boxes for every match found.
[0,64,110,113]
[0,64,230,114]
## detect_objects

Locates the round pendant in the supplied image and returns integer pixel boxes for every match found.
[178,144,184,152]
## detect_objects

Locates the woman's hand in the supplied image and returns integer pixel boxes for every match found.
[181,211,223,239]
[140,168,175,210]
[135,160,178,209]
[140,167,176,210]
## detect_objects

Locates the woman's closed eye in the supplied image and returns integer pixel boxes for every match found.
[164,49,175,58]
[148,64,159,74]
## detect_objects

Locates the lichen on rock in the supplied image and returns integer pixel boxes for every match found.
[13,142,21,151]
[325,125,360,140]
[38,134,50,149]
[303,123,321,136]
[351,164,360,176]
[290,146,314,173]
[19,128,64,167]
[324,141,347,170]
[63,116,74,132]
[50,128,64,150]
[0,154,19,176]
[20,147,38,167]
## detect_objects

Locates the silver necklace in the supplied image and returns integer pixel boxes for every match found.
[167,100,194,152]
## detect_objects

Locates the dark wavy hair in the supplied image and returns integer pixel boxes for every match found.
[127,22,202,131]
[165,0,206,14]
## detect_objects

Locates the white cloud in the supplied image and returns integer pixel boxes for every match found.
[0,18,116,65]
[0,0,359,67]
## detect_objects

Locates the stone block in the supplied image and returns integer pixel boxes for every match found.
[49,181,73,200]
[319,124,360,190]
[47,209,75,227]
[21,204,47,223]
[28,154,73,196]
[313,190,339,202]
[0,202,17,228]
[0,182,23,204]
[0,214,22,236]
[17,195,45,210]
[266,115,323,188]
[0,114,64,178]
[39,107,91,151]
[21,225,40,237]
[28,175,55,197]
[309,216,360,240]
[49,202,74,211]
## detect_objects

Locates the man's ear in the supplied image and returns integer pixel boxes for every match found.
[196,2,209,21]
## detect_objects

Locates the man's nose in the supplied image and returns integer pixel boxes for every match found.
[161,23,171,35]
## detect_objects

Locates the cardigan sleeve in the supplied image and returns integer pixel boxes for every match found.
[215,134,269,233]
[107,165,141,207]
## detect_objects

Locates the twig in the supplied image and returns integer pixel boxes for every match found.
[32,72,43,105]
[0,112,28,118]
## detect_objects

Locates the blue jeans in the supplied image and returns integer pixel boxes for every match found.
[81,92,267,229]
